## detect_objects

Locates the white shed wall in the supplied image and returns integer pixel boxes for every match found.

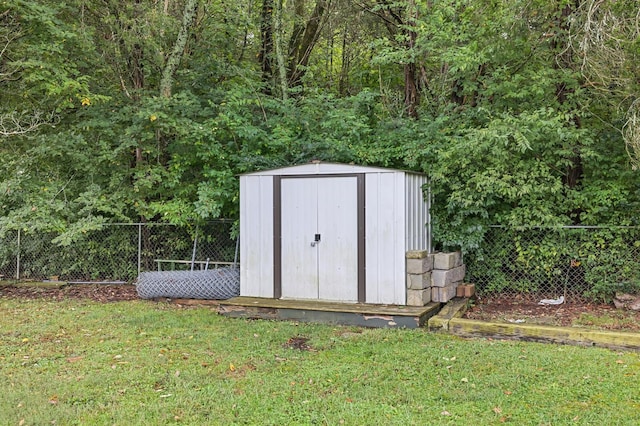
[240,175,274,298]
[405,173,430,251]
[364,172,406,305]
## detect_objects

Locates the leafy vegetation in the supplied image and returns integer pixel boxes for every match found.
[1,298,639,424]
[466,227,640,302]
[2,0,640,298]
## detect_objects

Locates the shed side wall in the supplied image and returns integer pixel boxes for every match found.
[240,175,274,297]
[405,173,430,251]
[365,172,406,305]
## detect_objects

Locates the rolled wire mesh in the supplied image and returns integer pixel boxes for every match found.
[465,226,640,303]
[136,267,240,300]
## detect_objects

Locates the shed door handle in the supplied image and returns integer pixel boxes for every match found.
[310,233,321,247]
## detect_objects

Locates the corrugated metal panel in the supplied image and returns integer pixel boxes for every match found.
[280,178,319,299]
[364,172,406,305]
[279,176,360,302]
[317,177,359,301]
[405,173,430,252]
[240,175,274,297]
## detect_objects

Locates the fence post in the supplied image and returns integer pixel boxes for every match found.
[16,228,20,280]
[138,223,142,276]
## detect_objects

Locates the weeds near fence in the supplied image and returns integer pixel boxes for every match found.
[465,226,640,303]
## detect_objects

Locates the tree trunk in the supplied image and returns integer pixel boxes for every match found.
[273,0,288,99]
[128,0,145,169]
[404,0,419,119]
[259,0,274,93]
[555,1,583,190]
[159,0,198,98]
[287,0,329,88]
[552,1,584,223]
[338,20,349,95]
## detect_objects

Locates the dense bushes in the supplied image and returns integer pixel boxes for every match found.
[465,227,640,302]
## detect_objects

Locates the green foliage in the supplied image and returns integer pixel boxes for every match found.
[1,1,101,113]
[467,227,640,302]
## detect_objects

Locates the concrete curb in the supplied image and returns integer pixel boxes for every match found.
[429,298,640,351]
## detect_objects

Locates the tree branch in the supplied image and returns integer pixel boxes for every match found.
[0,110,59,137]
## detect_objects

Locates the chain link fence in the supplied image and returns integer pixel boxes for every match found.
[0,221,237,283]
[465,226,640,303]
[3,221,638,303]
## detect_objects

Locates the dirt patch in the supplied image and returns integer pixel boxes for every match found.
[465,295,640,332]
[283,336,314,351]
[0,284,139,303]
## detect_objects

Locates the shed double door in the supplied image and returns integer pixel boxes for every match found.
[280,176,359,302]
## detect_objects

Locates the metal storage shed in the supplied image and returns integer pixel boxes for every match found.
[239,162,430,306]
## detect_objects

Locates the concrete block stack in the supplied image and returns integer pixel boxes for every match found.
[406,250,468,306]
[405,250,433,306]
[431,251,465,303]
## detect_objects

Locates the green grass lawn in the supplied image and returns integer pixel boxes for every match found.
[1,298,638,425]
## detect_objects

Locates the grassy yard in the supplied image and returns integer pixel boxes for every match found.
[1,298,639,425]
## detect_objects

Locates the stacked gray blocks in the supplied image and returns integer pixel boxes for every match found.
[406,250,433,306]
[406,250,465,306]
[431,252,464,303]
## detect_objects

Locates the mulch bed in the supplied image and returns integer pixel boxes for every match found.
[0,284,139,303]
[465,295,640,332]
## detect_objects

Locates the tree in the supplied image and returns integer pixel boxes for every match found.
[286,0,330,88]
[0,1,94,136]
[1,0,639,254]
[568,0,640,168]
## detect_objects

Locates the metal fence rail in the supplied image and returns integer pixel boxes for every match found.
[465,226,640,303]
[0,221,237,283]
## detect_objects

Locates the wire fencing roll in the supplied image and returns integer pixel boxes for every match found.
[136,267,240,300]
